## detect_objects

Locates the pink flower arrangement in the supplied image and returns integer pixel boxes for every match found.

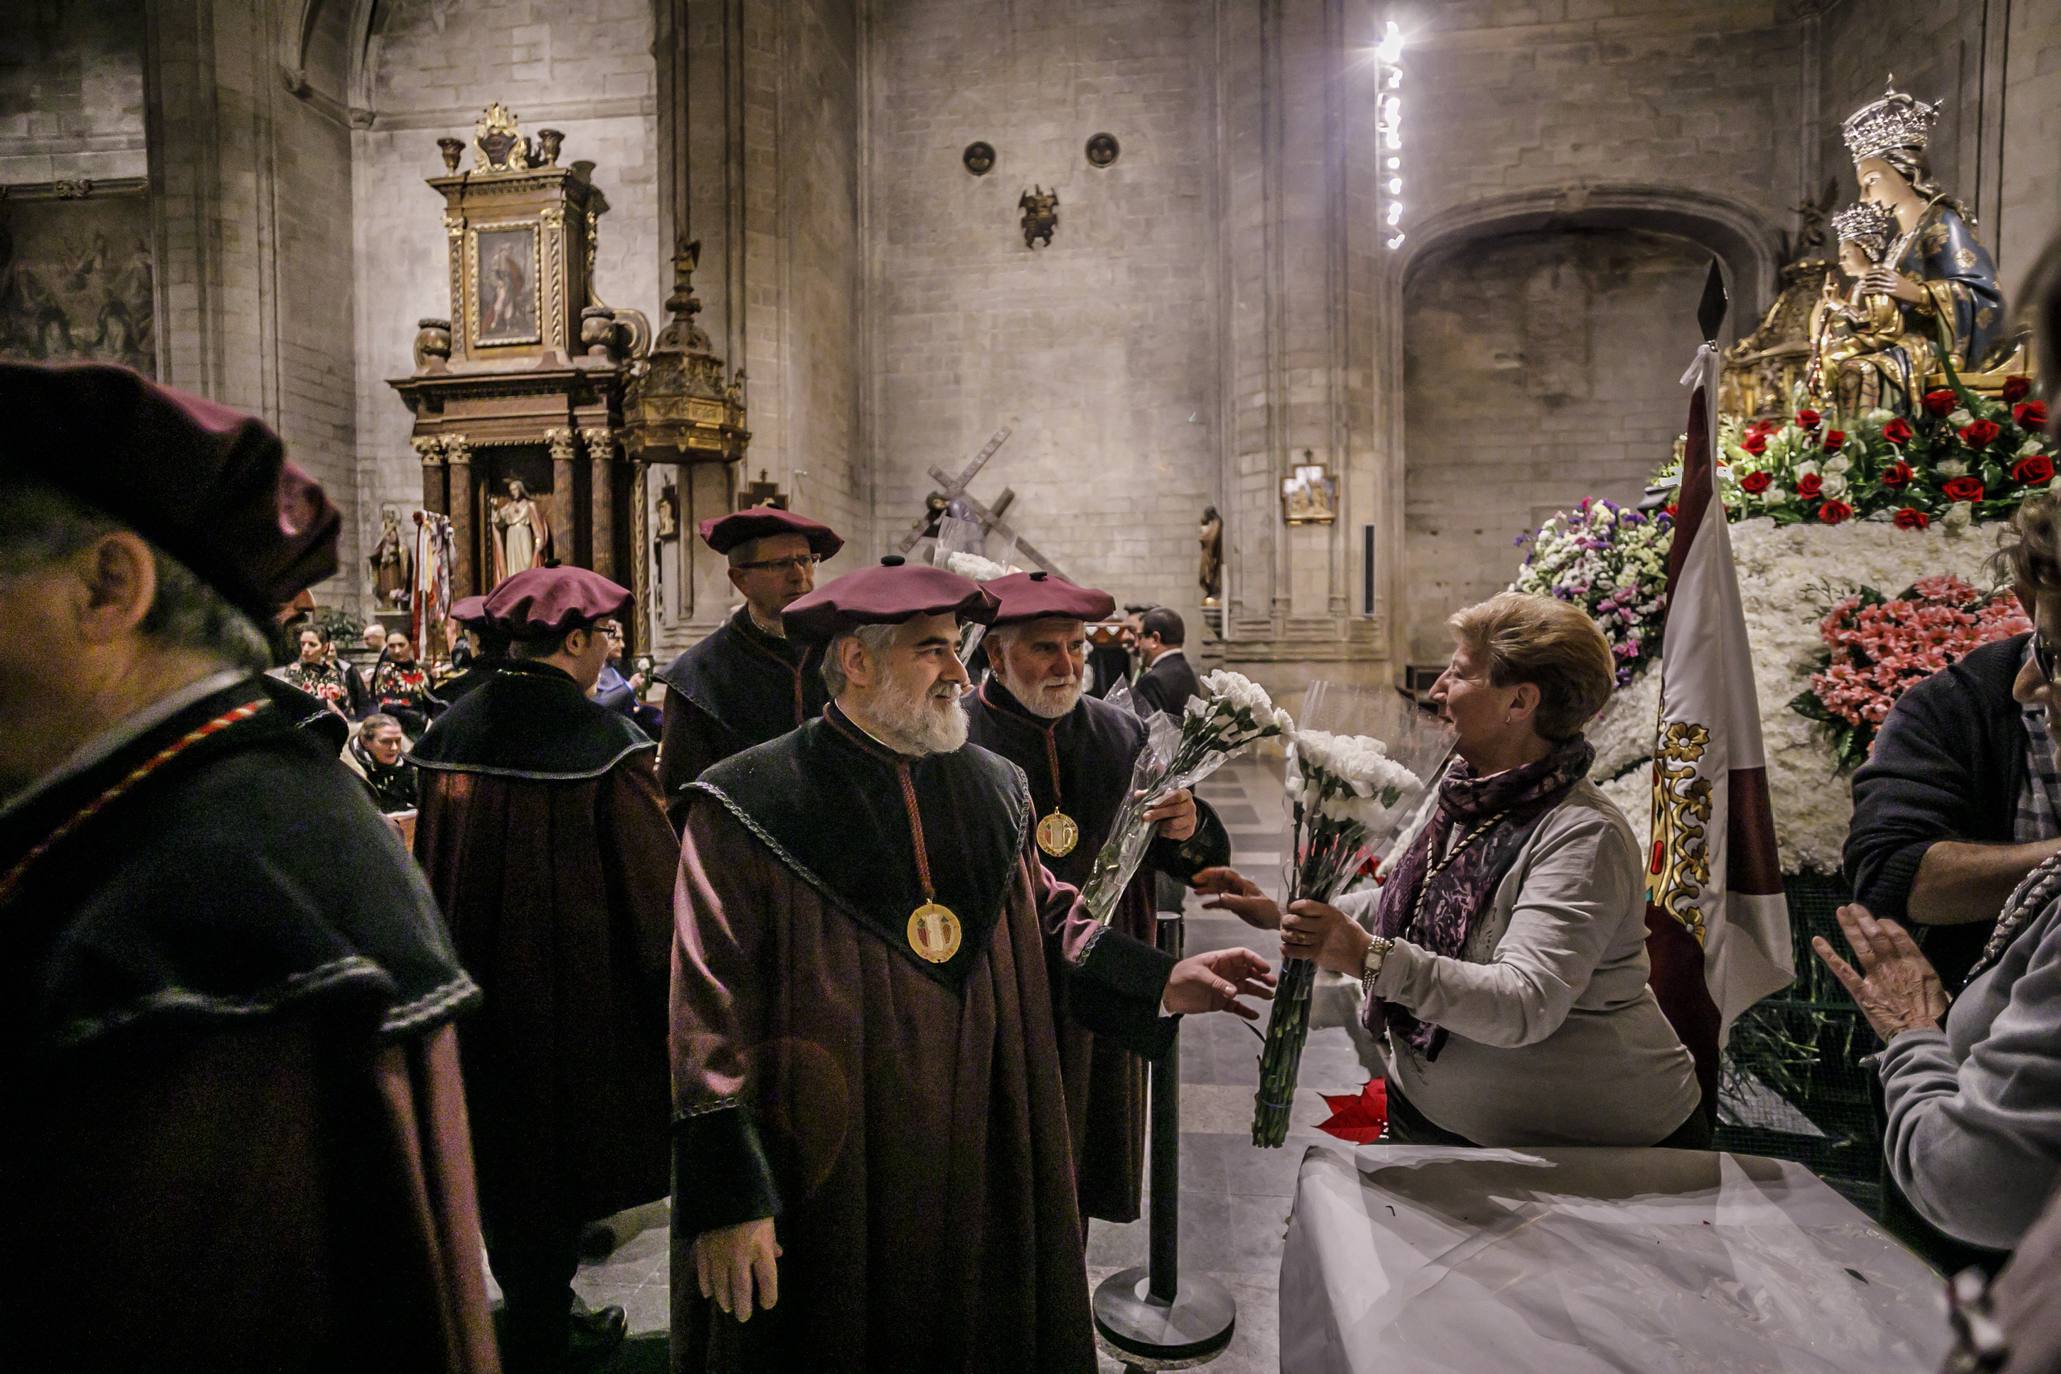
[1792,575,2028,769]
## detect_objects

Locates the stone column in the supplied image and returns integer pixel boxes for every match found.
[413,436,446,515]
[582,427,616,579]
[545,427,581,563]
[444,433,476,596]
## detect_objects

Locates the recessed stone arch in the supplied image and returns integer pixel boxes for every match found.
[1394,186,1782,668]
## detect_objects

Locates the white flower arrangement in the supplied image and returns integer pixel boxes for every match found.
[1588,515,2002,874]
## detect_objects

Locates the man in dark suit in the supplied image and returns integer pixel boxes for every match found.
[1131,606,1201,717]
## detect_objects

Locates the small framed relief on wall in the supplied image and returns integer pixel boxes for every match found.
[471,223,540,348]
[0,180,157,375]
[1281,457,1337,525]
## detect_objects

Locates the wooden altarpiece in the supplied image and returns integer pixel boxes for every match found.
[388,104,653,618]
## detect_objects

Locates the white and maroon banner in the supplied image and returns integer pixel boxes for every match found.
[410,512,452,660]
[1644,343,1794,1111]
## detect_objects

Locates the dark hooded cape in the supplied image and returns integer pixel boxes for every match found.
[656,608,827,827]
[670,707,1179,1371]
[410,659,675,1257]
[964,679,1230,1221]
[1,676,495,1371]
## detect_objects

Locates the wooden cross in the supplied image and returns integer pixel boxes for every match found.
[896,427,1011,552]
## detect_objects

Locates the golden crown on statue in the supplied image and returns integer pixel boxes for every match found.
[1829,200,1898,253]
[1841,77,1940,163]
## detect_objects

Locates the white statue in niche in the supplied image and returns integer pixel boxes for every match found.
[488,478,551,586]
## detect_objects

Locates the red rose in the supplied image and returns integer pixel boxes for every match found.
[1796,408,1822,430]
[1665,503,1679,519]
[2014,401,2050,430]
[2013,455,2054,486]
[1742,432,1769,456]
[1796,472,1824,499]
[2004,376,2033,403]
[1740,469,1772,494]
[1817,500,1853,525]
[1893,507,1930,530]
[1880,460,1914,489]
[1822,429,1847,451]
[1960,418,2003,447]
[1923,388,1959,416]
[1942,475,1986,502]
[1881,418,1915,445]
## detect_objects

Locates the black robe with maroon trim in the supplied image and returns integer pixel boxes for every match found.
[964,679,1230,1220]
[669,704,1177,1371]
[656,608,828,828]
[3,676,495,1370]
[409,660,676,1262]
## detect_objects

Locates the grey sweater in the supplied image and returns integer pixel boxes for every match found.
[1339,779,1701,1147]
[1879,856,2061,1252]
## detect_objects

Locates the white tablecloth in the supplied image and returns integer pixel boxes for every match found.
[1281,1144,1950,1374]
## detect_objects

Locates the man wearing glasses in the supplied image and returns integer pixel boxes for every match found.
[655,508,844,828]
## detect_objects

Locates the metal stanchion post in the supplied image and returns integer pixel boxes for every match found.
[1092,909,1237,1369]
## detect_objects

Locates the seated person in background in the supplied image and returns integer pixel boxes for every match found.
[344,712,415,815]
[1814,885,2061,1256]
[270,624,354,717]
[370,630,441,737]
[1201,592,1704,1149]
[1844,493,2061,993]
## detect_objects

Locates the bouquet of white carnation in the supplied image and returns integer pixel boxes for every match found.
[1252,685,1446,1147]
[1078,669,1292,924]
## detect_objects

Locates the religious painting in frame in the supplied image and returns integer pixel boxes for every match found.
[471,223,541,348]
[0,180,157,375]
[1281,459,1337,525]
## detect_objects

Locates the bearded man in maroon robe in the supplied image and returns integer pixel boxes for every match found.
[668,557,1275,1372]
[655,507,842,827]
[965,570,1232,1224]
[411,565,676,1372]
[0,362,496,1371]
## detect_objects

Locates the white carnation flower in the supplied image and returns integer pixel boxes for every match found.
[944,551,1013,582]
[1820,473,1850,500]
[1934,459,1969,479]
[1948,408,1974,427]
[1823,454,1853,476]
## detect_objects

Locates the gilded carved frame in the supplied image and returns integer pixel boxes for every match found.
[464,219,544,350]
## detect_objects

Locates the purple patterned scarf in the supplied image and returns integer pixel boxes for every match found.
[1371,736,1595,1058]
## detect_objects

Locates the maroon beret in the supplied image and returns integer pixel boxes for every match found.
[449,595,491,628]
[781,555,998,641]
[985,570,1116,627]
[482,566,632,638]
[699,506,844,559]
[0,362,340,618]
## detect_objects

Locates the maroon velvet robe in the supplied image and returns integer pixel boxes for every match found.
[963,680,1232,1222]
[411,661,677,1260]
[669,709,1176,1372]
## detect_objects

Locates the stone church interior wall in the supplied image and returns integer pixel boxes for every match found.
[1401,226,1706,665]
[0,1,148,185]
[861,0,1221,620]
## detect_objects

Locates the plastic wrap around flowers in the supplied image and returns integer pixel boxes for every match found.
[1252,697,1443,1148]
[1077,670,1291,925]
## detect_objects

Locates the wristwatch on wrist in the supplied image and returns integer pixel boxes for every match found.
[1361,936,1396,999]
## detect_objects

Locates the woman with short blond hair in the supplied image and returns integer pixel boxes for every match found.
[1204,591,1704,1147]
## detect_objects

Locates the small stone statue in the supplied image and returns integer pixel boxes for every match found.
[489,478,552,586]
[369,504,413,608]
[1198,505,1223,607]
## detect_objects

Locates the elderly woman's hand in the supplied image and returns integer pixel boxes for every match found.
[1812,902,1948,1043]
[1281,900,1373,977]
[1193,866,1282,930]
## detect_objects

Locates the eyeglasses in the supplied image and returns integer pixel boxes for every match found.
[2035,628,2058,684]
[735,554,821,574]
